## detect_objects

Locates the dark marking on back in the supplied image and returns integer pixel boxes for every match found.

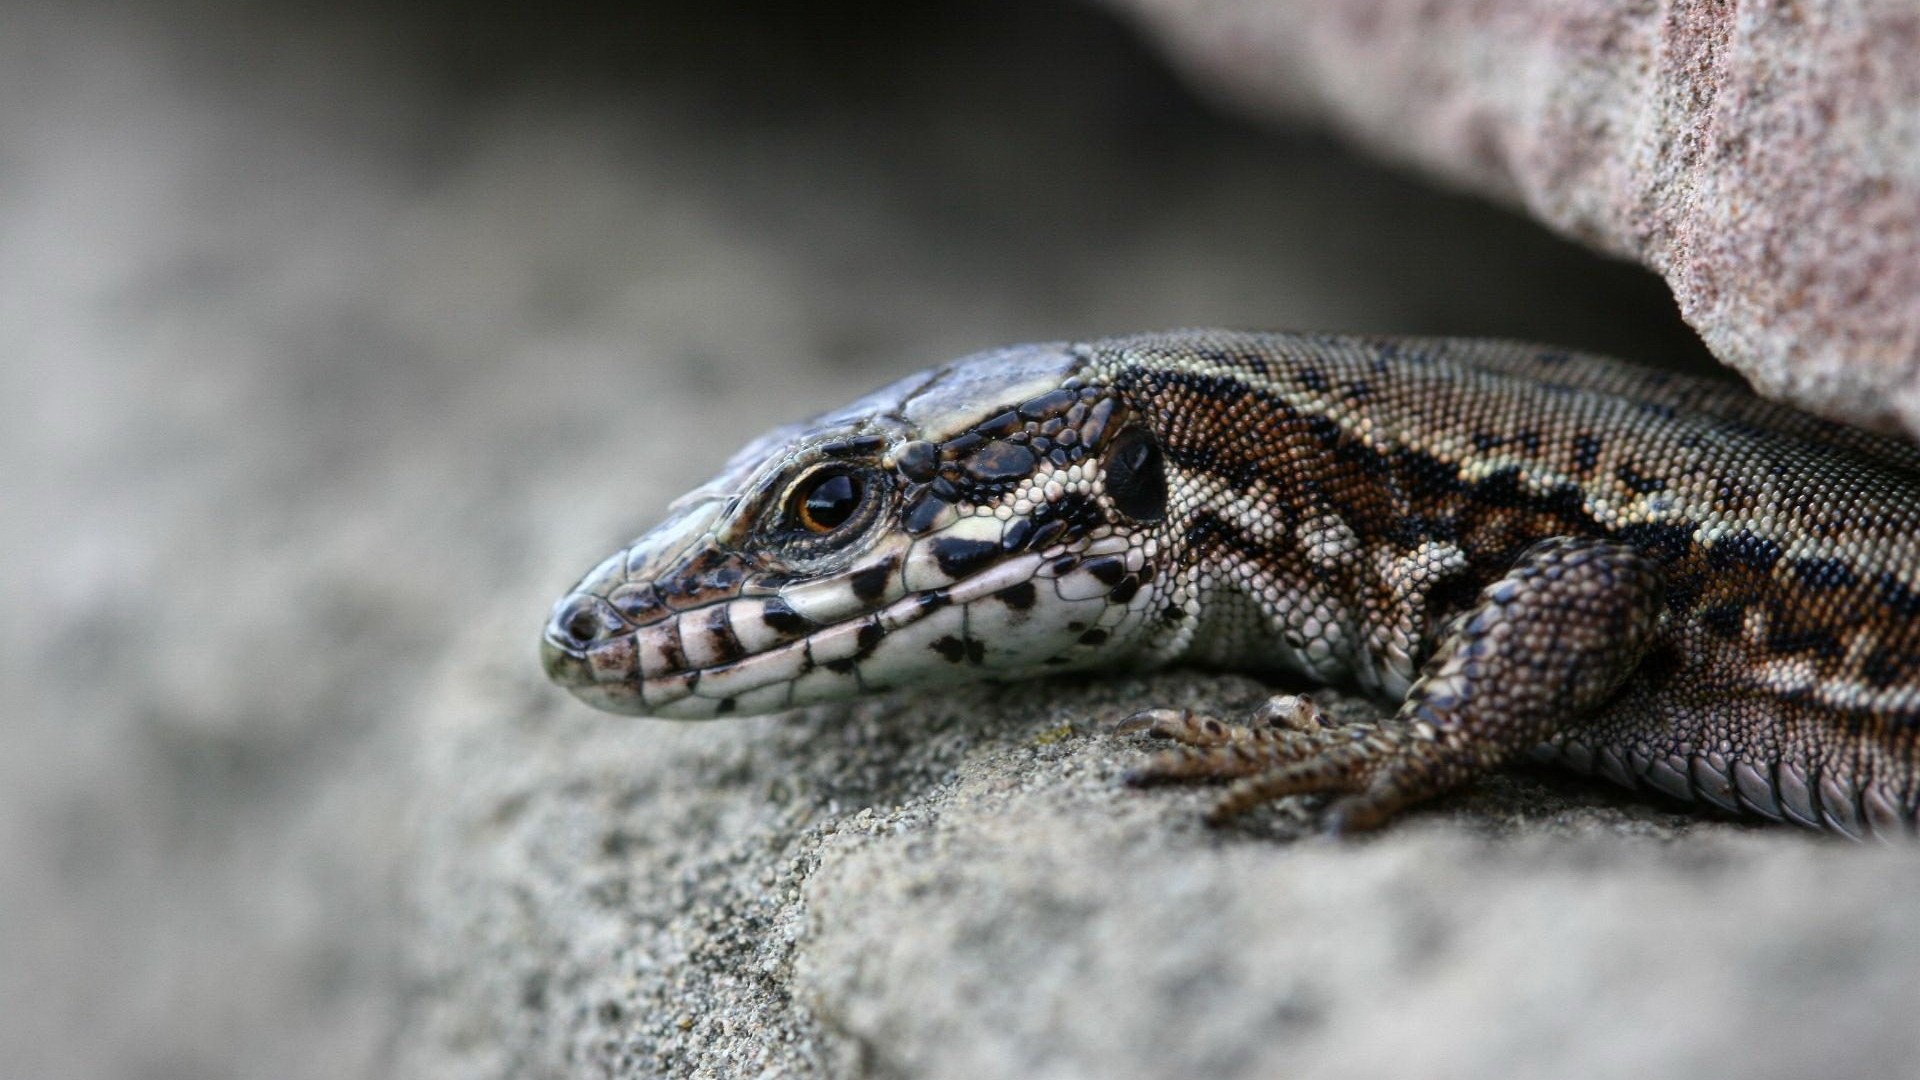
[1570,434,1602,473]
[1616,464,1667,495]
[1764,621,1843,660]
[1664,570,1706,615]
[1709,530,1783,573]
[1878,573,1920,619]
[1395,447,1469,498]
[1864,647,1916,689]
[1701,601,1745,638]
[1792,557,1859,591]
[1536,484,1591,527]
[1305,416,1344,448]
[1617,521,1694,563]
[1387,512,1461,548]
[1470,466,1528,510]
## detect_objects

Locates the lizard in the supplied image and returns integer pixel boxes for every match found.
[540,330,1920,837]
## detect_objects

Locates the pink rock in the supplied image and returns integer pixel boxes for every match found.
[1105,0,1920,434]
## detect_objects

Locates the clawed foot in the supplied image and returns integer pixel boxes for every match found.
[1112,539,1667,834]
[1114,695,1438,833]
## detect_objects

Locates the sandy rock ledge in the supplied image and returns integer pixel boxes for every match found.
[403,609,1920,1079]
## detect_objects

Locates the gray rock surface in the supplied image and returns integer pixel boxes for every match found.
[7,3,1918,1080]
[1103,0,1920,436]
[413,656,1920,1079]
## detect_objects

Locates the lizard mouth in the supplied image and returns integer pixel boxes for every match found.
[542,547,1049,717]
[542,534,1143,718]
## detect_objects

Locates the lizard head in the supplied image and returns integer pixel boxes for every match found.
[541,341,1176,717]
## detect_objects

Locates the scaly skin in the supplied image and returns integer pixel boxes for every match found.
[542,331,1920,837]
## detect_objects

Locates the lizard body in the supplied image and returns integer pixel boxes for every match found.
[542,331,1920,836]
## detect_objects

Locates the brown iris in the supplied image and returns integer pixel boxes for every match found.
[792,469,864,533]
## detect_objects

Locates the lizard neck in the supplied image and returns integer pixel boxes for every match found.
[1091,337,1497,703]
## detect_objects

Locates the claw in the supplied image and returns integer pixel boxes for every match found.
[1247,694,1328,733]
[1318,796,1373,836]
[1111,708,1184,736]
[1113,708,1246,746]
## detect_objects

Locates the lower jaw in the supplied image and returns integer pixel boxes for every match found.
[562,679,657,717]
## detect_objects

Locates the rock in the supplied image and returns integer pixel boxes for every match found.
[411,647,1920,1079]
[1101,0,1920,436]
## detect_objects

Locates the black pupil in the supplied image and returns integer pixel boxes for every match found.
[801,472,861,531]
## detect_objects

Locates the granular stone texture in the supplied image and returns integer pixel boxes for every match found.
[1103,0,1920,435]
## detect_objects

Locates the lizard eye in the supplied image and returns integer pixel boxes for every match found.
[765,460,891,561]
[1103,426,1167,523]
[789,467,865,534]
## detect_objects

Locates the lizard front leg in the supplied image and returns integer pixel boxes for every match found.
[1125,536,1668,832]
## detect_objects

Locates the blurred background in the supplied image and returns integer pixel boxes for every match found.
[2,1,1715,1077]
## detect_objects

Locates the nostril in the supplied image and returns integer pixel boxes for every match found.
[566,607,600,644]
[554,595,614,647]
